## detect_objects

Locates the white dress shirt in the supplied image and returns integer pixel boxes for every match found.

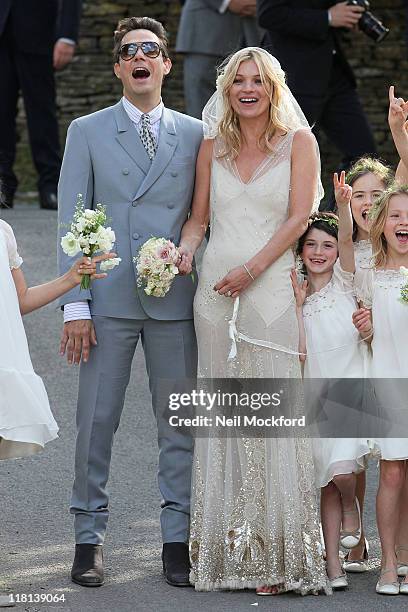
[63,97,164,323]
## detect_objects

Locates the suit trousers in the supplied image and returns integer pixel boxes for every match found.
[295,54,376,171]
[0,23,61,197]
[70,315,197,545]
[183,54,224,119]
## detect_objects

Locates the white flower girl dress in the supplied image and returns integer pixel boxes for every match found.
[0,219,58,459]
[302,261,370,487]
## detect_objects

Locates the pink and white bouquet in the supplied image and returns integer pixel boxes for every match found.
[61,194,121,289]
[134,237,180,297]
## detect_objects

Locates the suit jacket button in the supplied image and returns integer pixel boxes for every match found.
[167,203,175,209]
[171,171,178,177]
[122,168,129,175]
[132,201,137,207]
[133,232,140,239]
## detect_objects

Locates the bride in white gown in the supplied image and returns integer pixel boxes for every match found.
[178,48,329,594]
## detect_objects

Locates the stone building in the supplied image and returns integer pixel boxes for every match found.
[14,0,408,199]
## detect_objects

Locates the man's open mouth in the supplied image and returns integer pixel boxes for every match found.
[132,67,151,80]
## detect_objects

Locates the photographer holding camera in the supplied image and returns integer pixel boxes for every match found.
[258,1,386,208]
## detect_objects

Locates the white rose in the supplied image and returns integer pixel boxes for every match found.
[75,216,89,233]
[100,257,121,272]
[61,232,81,257]
[88,231,100,245]
[96,226,116,252]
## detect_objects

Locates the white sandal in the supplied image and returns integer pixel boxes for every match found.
[375,568,400,596]
[396,545,408,577]
[400,581,408,595]
[340,498,362,549]
[344,538,369,573]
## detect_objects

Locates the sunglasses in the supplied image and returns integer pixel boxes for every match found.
[118,41,164,61]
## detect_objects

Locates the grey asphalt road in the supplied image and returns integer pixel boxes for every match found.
[0,204,405,612]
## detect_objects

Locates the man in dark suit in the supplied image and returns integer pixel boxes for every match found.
[258,1,377,189]
[0,0,82,209]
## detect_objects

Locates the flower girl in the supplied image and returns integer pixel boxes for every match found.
[353,183,408,596]
[0,218,113,461]
[346,157,393,268]
[354,86,408,595]
[291,194,370,590]
[340,156,393,572]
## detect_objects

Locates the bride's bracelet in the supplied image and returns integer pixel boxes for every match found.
[243,263,255,281]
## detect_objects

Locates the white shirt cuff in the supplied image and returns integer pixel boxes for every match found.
[63,301,92,323]
[219,0,231,13]
[57,38,76,46]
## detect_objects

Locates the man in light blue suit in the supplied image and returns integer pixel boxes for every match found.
[57,16,202,588]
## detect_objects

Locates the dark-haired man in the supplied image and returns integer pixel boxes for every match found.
[58,16,202,587]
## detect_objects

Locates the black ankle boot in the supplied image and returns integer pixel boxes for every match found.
[71,544,104,587]
[162,542,191,587]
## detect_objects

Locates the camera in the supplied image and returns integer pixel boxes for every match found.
[347,0,389,43]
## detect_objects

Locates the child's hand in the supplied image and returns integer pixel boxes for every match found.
[333,171,352,207]
[388,86,408,134]
[352,307,373,339]
[290,269,308,307]
[69,253,117,286]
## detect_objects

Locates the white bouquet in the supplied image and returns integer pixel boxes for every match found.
[134,237,180,297]
[61,194,121,289]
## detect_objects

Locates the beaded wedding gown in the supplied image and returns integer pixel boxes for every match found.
[190,132,329,594]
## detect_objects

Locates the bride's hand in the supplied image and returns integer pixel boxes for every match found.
[177,244,194,275]
[290,269,308,307]
[214,265,254,298]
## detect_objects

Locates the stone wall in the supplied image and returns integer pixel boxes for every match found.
[14,0,408,200]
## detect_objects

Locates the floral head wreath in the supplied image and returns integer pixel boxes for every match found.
[307,214,339,229]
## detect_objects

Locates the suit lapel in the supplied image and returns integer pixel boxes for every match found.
[135,107,178,200]
[114,101,151,175]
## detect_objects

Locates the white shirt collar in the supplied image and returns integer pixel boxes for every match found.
[122,96,164,126]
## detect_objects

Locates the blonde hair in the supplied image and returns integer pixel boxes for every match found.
[370,183,408,268]
[215,47,298,158]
